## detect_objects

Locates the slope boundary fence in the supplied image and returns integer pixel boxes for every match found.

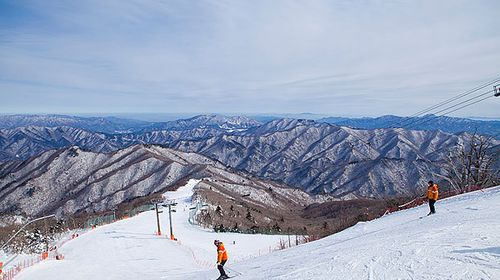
[384,185,485,215]
[0,203,155,280]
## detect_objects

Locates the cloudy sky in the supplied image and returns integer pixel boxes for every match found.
[1,0,499,117]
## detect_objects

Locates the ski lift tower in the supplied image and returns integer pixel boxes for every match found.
[163,200,178,240]
[151,198,164,236]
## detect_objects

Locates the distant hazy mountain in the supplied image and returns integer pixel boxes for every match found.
[0,126,118,161]
[0,114,262,134]
[0,114,150,134]
[249,113,329,122]
[3,113,497,136]
[318,115,500,136]
[140,114,262,132]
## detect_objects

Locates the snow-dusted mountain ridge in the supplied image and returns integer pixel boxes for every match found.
[0,145,321,221]
[0,114,150,134]
[170,119,499,196]
[0,114,262,134]
[319,114,500,136]
[1,116,498,198]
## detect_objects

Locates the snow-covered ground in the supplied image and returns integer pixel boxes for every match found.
[13,183,500,280]
[14,179,287,280]
[205,186,499,280]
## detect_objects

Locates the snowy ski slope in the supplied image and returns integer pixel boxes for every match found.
[15,179,287,280]
[200,186,500,280]
[14,183,500,280]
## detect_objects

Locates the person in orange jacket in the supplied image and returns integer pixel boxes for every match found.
[214,240,229,280]
[426,180,439,215]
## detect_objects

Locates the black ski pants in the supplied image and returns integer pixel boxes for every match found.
[218,260,228,277]
[429,199,436,214]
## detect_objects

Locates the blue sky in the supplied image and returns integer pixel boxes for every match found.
[1,0,499,117]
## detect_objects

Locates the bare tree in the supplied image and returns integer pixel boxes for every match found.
[436,133,499,193]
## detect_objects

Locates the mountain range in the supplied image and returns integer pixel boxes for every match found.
[1,114,499,199]
[3,115,498,199]
[169,118,486,197]
[0,114,150,134]
[0,145,321,219]
[318,114,500,136]
[2,113,498,136]
[0,114,262,134]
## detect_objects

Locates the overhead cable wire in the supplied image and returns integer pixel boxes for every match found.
[394,77,500,128]
[401,89,495,129]
[344,78,499,163]
[402,92,495,130]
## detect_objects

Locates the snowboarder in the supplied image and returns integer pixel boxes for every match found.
[426,180,439,215]
[214,239,229,279]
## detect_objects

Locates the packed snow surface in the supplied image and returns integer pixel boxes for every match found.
[212,186,500,280]
[15,184,500,280]
[15,179,286,280]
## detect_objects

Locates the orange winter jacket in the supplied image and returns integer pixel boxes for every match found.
[427,184,439,200]
[217,243,228,263]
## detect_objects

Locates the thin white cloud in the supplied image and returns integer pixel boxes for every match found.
[0,0,499,116]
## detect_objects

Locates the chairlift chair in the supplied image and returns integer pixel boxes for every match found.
[494,85,500,97]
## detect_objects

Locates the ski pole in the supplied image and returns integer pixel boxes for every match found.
[225,266,243,276]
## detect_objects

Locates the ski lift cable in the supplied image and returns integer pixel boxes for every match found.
[397,95,497,163]
[408,77,500,117]
[321,79,500,191]
[340,84,498,164]
[304,78,500,179]
[402,90,494,128]
[291,93,496,186]
[354,87,497,156]
[399,94,496,156]
[402,92,495,130]
[394,77,500,128]
[436,95,495,119]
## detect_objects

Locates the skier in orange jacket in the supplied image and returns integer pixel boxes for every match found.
[214,240,229,280]
[427,180,439,215]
